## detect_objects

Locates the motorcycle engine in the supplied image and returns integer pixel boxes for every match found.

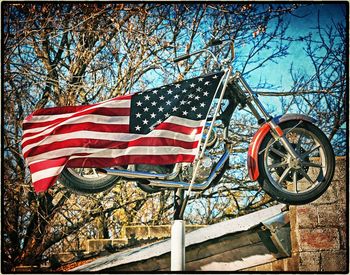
[181,125,218,183]
[181,155,215,183]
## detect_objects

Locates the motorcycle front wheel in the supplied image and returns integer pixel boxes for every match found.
[257,120,335,205]
[59,167,120,194]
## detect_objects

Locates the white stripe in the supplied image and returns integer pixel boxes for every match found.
[27,146,198,164]
[166,116,205,127]
[22,129,202,155]
[22,115,129,143]
[31,166,64,183]
[23,114,130,136]
[24,98,130,123]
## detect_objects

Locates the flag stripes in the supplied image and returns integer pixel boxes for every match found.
[22,72,225,192]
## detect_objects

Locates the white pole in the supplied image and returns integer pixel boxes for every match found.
[171,219,185,271]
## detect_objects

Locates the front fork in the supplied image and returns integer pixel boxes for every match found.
[234,72,302,161]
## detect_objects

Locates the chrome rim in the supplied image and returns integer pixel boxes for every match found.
[263,127,327,194]
[67,168,110,182]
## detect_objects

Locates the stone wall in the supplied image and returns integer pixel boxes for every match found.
[244,156,347,272]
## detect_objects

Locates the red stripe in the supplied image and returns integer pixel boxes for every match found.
[23,107,130,130]
[66,154,195,167]
[33,176,60,193]
[23,122,129,141]
[29,157,68,174]
[24,137,199,159]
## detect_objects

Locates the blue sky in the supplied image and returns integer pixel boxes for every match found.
[236,3,346,116]
[247,3,346,91]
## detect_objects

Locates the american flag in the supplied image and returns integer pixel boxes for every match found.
[22,72,224,192]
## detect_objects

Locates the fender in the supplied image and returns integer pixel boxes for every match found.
[247,114,316,181]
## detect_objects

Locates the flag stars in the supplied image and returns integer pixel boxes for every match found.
[131,72,223,134]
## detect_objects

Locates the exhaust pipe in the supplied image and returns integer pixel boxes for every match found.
[148,150,229,190]
[99,163,181,180]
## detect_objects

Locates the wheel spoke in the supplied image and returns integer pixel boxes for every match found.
[296,133,304,153]
[270,146,286,158]
[278,167,292,184]
[302,144,321,158]
[299,168,315,186]
[293,171,298,193]
[302,161,323,168]
[93,168,99,177]
[268,161,287,169]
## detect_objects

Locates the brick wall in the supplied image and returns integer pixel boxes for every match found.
[244,156,347,272]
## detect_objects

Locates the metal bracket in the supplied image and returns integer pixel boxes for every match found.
[257,210,291,258]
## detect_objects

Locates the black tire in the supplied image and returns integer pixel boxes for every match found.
[59,167,120,194]
[257,120,335,205]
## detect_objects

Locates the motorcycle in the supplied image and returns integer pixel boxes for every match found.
[59,40,335,205]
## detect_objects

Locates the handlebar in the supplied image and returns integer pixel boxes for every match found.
[172,39,234,65]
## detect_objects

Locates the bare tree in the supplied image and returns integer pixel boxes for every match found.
[280,8,347,154]
[4,3,342,271]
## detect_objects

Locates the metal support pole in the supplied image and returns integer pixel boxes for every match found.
[171,189,185,271]
[171,219,185,271]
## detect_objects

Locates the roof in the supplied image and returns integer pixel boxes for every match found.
[72,203,290,272]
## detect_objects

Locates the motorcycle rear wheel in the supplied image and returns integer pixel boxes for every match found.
[59,167,120,194]
[257,120,335,205]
